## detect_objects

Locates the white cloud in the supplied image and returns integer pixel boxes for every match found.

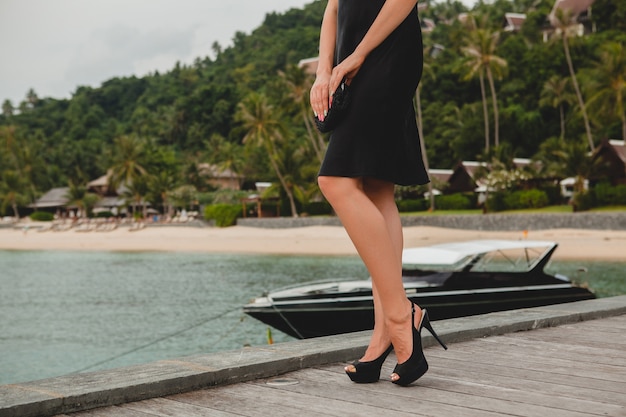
[0,0,314,104]
[64,23,194,89]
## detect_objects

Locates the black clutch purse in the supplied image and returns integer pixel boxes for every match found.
[314,81,351,133]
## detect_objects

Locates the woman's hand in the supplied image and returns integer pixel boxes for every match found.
[310,73,331,121]
[328,51,365,93]
[310,51,364,122]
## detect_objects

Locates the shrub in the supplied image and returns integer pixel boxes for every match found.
[573,190,595,211]
[594,182,626,206]
[539,184,562,205]
[396,199,429,212]
[204,204,241,227]
[505,189,549,210]
[463,192,479,207]
[486,192,507,212]
[617,185,626,205]
[435,193,473,210]
[95,211,114,218]
[29,211,54,221]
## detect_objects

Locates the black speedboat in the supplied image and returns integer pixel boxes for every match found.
[243,240,595,339]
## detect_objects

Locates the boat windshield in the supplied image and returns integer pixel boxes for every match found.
[402,240,555,273]
[465,245,551,272]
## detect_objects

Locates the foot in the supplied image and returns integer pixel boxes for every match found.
[344,344,393,383]
[390,301,422,383]
[345,333,392,374]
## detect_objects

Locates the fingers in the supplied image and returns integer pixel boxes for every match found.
[310,59,354,121]
[327,69,345,99]
[310,81,330,121]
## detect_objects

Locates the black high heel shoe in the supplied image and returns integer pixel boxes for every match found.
[345,344,393,383]
[420,309,448,351]
[391,304,447,386]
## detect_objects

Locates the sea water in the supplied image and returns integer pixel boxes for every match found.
[0,250,623,385]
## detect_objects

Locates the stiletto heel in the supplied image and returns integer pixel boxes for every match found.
[345,345,393,383]
[391,303,428,386]
[420,309,447,350]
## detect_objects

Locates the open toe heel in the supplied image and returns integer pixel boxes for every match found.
[346,345,393,383]
[420,309,447,350]
[391,303,429,386]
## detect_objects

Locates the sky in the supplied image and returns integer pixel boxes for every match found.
[0,0,474,106]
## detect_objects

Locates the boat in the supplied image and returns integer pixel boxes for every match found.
[243,239,595,339]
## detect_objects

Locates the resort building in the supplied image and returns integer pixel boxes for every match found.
[543,0,596,41]
[591,139,626,186]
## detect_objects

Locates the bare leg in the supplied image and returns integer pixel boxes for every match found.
[358,178,403,361]
[318,176,421,374]
[343,179,399,368]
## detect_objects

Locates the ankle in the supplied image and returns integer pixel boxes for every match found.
[384,299,412,328]
[362,337,391,361]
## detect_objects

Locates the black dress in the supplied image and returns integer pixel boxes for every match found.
[318,0,429,186]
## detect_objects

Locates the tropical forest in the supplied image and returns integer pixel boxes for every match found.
[1,0,625,223]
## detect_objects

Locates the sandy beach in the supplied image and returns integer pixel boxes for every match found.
[1,224,625,261]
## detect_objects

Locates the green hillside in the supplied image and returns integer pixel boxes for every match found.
[1,0,624,217]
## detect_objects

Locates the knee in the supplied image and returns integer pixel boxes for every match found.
[318,176,346,204]
[317,175,332,195]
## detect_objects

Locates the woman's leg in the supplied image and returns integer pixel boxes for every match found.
[359,178,403,360]
[318,176,419,368]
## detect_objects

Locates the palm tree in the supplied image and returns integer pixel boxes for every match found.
[0,126,17,162]
[0,170,28,218]
[534,136,597,197]
[279,65,325,162]
[2,99,13,117]
[0,126,40,206]
[236,93,299,217]
[122,175,149,219]
[25,88,39,109]
[207,134,246,190]
[539,76,575,140]
[148,171,179,218]
[459,41,490,152]
[584,42,626,141]
[65,180,99,218]
[550,8,594,151]
[169,185,198,213]
[108,135,148,190]
[560,139,595,196]
[460,23,507,151]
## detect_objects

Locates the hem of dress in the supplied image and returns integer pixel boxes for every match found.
[317,171,429,187]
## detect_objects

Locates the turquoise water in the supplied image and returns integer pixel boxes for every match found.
[0,250,624,385]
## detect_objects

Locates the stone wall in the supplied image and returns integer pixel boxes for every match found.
[237,212,626,231]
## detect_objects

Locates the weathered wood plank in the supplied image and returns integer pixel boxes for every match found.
[482,333,626,361]
[56,314,626,417]
[574,315,626,330]
[427,345,626,384]
[428,351,626,395]
[70,406,156,416]
[487,325,626,353]
[426,375,624,416]
[173,382,417,417]
[428,360,625,407]
[515,331,626,350]
[251,376,509,417]
[278,365,621,417]
[520,326,626,344]
[121,397,240,417]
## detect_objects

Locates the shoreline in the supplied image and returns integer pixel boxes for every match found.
[0,224,625,261]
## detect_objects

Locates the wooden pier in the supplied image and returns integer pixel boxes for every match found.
[55,314,626,417]
[1,296,625,417]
